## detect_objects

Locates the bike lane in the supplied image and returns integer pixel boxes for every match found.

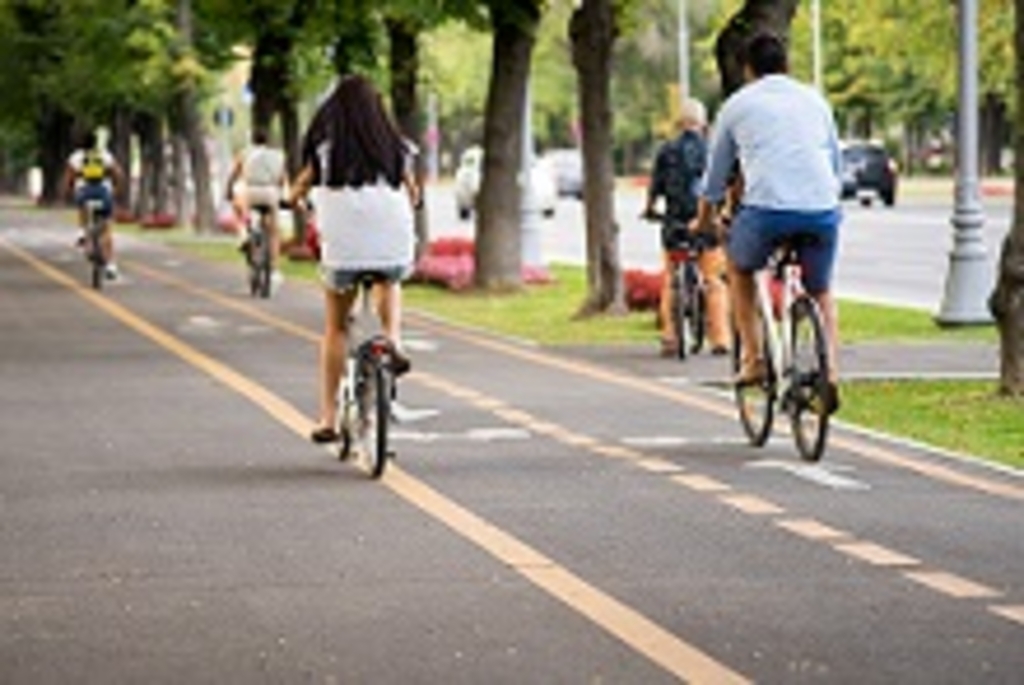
[2,212,1022,682]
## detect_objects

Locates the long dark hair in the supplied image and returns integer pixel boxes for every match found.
[301,74,406,189]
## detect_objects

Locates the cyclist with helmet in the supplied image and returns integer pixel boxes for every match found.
[64,131,124,279]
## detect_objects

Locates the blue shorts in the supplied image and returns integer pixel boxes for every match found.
[75,183,113,218]
[727,206,841,294]
[320,264,411,293]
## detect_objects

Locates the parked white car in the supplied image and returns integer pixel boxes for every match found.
[454,145,557,220]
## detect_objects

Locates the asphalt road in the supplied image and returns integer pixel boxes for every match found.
[1,202,1022,683]
[426,183,1013,313]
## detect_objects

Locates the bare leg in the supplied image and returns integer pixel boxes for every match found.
[376,282,403,349]
[812,290,839,383]
[727,259,762,377]
[658,252,675,350]
[317,287,357,430]
[699,246,731,350]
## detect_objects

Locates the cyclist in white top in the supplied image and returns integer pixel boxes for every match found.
[226,128,288,279]
[64,131,124,279]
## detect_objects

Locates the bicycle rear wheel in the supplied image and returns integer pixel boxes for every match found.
[788,296,830,462]
[672,267,689,360]
[357,358,391,478]
[732,313,775,447]
[687,264,706,354]
[89,232,104,291]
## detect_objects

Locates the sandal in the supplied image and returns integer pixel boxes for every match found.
[310,425,339,444]
[659,338,678,358]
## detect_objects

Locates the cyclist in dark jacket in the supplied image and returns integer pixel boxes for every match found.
[644,97,730,357]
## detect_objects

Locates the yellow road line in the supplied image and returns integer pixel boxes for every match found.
[4,240,751,683]
[775,518,851,542]
[719,494,785,516]
[989,605,1024,626]
[833,542,920,568]
[903,571,1000,600]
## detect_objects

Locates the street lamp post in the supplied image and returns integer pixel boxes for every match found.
[937,0,993,324]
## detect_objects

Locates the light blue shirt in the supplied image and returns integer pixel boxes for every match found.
[701,74,841,211]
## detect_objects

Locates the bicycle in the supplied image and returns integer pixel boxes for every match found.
[82,199,107,290]
[643,212,709,359]
[242,205,274,298]
[336,272,400,478]
[732,235,832,462]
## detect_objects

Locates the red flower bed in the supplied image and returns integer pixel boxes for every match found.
[139,213,177,230]
[624,269,662,311]
[412,237,552,290]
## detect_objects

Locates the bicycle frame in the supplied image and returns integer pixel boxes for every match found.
[754,254,801,398]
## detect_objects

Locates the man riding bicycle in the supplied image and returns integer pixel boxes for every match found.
[690,32,842,413]
[226,127,288,285]
[643,96,730,357]
[64,131,124,280]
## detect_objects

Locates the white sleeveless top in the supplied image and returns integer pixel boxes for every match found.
[311,144,414,272]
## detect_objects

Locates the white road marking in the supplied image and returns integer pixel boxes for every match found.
[747,459,870,491]
[391,427,531,443]
[403,338,438,352]
[391,403,440,423]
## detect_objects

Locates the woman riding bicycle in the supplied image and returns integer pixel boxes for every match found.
[690,32,842,414]
[289,75,421,444]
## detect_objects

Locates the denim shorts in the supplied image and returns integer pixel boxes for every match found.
[75,183,113,217]
[320,264,411,293]
[727,206,841,294]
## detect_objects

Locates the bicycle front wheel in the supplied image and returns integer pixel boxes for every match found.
[788,296,830,462]
[732,313,775,447]
[357,359,392,478]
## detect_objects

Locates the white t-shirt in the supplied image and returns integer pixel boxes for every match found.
[242,145,285,188]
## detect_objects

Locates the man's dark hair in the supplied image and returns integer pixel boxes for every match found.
[300,74,406,189]
[81,131,98,150]
[743,32,789,77]
[252,127,269,145]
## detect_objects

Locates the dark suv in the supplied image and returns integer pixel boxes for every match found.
[841,141,898,206]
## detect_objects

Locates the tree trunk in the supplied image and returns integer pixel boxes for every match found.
[174,0,215,233]
[987,0,1024,396]
[388,16,429,261]
[36,103,75,206]
[475,3,540,290]
[980,92,1008,176]
[714,0,799,96]
[110,106,133,213]
[570,0,625,316]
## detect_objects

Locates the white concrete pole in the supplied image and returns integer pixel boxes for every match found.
[937,0,993,324]
[520,77,543,268]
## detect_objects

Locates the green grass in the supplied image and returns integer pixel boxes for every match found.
[840,380,1023,468]
[405,264,656,344]
[127,230,1019,470]
[837,300,997,343]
